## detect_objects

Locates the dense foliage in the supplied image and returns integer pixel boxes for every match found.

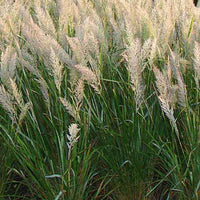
[0,0,199,199]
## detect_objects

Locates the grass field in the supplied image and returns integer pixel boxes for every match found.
[0,0,199,199]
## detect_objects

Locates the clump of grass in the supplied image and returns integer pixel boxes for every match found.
[0,0,199,199]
